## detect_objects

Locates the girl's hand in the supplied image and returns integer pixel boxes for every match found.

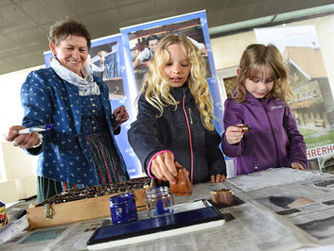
[291,162,305,170]
[5,126,41,149]
[151,151,178,184]
[225,125,244,145]
[211,174,226,183]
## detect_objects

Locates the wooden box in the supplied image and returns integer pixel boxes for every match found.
[27,178,149,230]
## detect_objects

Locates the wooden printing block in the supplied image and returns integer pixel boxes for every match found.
[170,163,192,196]
[211,189,233,206]
[237,124,251,133]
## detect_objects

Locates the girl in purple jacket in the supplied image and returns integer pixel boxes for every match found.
[222,44,307,175]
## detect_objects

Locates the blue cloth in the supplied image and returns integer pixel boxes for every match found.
[21,68,127,185]
[221,94,308,175]
[80,95,108,135]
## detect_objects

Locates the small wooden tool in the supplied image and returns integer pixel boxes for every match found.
[237,124,251,133]
[170,162,192,196]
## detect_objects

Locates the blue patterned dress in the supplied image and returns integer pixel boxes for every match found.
[80,95,128,185]
[22,65,129,202]
[38,94,129,200]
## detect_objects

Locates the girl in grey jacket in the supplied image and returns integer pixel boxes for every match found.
[128,34,226,185]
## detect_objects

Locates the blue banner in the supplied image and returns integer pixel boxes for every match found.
[43,11,226,178]
[120,10,224,134]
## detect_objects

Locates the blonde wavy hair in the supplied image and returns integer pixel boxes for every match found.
[232,43,292,103]
[140,34,215,131]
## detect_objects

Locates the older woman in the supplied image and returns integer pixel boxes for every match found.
[6,19,129,202]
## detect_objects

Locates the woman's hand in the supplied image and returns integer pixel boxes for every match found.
[211,174,226,183]
[225,125,244,145]
[5,126,41,149]
[291,162,305,170]
[112,105,129,129]
[150,151,178,185]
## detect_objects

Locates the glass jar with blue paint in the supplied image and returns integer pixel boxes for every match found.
[146,186,174,218]
[109,192,138,224]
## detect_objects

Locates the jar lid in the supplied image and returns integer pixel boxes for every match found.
[156,186,169,193]
[109,192,134,205]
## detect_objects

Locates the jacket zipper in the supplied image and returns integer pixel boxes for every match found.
[254,162,258,172]
[182,94,194,184]
[262,102,280,167]
[188,108,193,124]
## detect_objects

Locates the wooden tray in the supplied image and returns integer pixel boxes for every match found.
[27,178,149,230]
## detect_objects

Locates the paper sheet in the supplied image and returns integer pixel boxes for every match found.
[228,168,320,192]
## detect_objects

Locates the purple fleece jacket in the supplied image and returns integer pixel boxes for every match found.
[222,94,307,175]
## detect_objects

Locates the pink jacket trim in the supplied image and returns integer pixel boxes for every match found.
[147,150,174,178]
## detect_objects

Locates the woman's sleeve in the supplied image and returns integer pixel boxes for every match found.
[127,95,166,173]
[221,98,244,157]
[283,105,308,168]
[21,71,53,155]
[205,129,227,176]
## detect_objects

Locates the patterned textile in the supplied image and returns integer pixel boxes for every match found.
[36,94,129,202]
[87,134,128,184]
[41,132,128,200]
[80,94,128,184]
[22,68,127,186]
[51,57,100,96]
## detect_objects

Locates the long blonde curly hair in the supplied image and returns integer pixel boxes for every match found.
[233,43,292,103]
[140,34,215,131]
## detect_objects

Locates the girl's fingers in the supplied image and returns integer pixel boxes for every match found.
[165,156,177,177]
[152,153,177,184]
[211,174,227,183]
[151,163,164,180]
